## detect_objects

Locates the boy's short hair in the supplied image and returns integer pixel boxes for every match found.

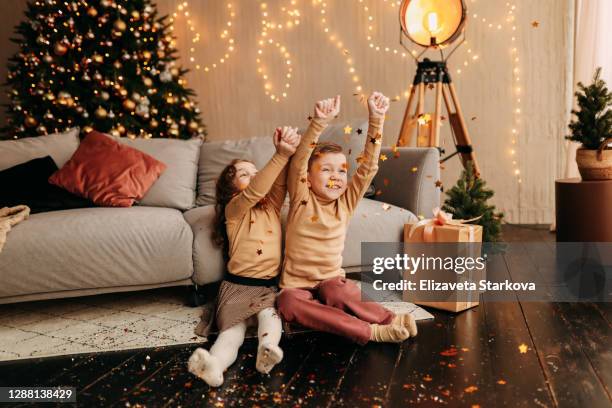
[308,141,344,170]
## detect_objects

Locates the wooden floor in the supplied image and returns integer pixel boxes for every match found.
[1,225,610,407]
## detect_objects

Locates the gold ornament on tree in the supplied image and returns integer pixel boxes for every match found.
[94,106,108,119]
[24,116,38,127]
[122,99,136,111]
[54,42,68,56]
[87,7,98,17]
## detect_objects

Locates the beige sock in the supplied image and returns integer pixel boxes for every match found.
[369,324,410,343]
[392,314,418,337]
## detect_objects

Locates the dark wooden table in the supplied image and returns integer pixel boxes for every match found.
[556,178,612,242]
[0,226,610,407]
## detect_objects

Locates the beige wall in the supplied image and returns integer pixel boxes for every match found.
[0,0,574,223]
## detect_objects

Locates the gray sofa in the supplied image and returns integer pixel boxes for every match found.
[0,122,440,304]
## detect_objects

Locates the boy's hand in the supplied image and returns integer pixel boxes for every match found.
[367,92,390,119]
[274,126,300,157]
[314,95,341,120]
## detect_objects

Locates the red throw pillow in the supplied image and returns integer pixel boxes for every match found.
[49,131,166,207]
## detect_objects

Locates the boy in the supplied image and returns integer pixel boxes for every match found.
[277,93,418,344]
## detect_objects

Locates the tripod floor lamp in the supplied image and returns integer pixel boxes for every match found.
[396,0,481,177]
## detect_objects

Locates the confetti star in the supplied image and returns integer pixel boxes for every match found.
[382,203,391,211]
[348,148,352,155]
[471,116,478,121]
[300,177,307,183]
[309,141,317,148]
[300,200,308,206]
[267,229,273,234]
[497,379,507,385]
[417,113,431,125]
[256,249,263,255]
[250,220,255,224]
[307,115,313,121]
[411,166,418,173]
[518,343,528,353]
[435,180,443,188]
[464,385,478,393]
[356,128,363,135]
[327,179,335,188]
[310,215,319,222]
[428,83,435,90]
[380,154,388,162]
[344,125,352,134]
[531,20,539,27]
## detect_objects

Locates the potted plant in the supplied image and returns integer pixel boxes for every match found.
[567,67,612,180]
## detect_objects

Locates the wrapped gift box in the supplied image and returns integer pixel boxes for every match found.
[402,215,484,313]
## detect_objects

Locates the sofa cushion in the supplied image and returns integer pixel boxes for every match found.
[0,156,94,213]
[117,136,202,210]
[196,119,368,206]
[0,207,194,298]
[0,127,80,171]
[183,205,225,285]
[49,131,167,207]
[185,197,415,285]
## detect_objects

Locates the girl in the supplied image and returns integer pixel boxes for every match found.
[188,127,300,387]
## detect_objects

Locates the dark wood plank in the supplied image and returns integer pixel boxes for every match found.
[331,341,401,407]
[505,248,612,408]
[279,333,358,407]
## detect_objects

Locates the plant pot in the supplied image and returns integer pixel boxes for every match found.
[576,138,612,180]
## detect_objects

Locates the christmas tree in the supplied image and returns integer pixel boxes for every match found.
[567,67,612,150]
[2,0,205,140]
[442,163,504,242]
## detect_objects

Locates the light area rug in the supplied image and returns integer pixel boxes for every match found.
[0,283,433,362]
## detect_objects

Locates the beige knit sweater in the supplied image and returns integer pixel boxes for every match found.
[0,205,30,253]
[280,116,384,288]
[225,153,289,280]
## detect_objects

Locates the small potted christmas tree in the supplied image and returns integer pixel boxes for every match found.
[567,68,612,180]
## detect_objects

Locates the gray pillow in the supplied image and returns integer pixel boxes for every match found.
[196,119,368,206]
[0,128,80,171]
[117,136,202,211]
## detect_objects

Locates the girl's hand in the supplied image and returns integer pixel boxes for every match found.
[367,92,390,118]
[314,95,341,120]
[274,126,299,157]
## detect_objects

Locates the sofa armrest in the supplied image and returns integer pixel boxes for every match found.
[371,147,440,217]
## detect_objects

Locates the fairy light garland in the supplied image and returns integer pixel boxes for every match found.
[255,1,299,102]
[169,1,236,73]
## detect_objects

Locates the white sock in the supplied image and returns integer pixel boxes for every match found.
[255,307,283,374]
[188,321,247,387]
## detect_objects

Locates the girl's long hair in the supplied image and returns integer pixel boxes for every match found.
[212,159,255,261]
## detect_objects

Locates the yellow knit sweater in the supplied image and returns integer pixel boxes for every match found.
[280,116,384,288]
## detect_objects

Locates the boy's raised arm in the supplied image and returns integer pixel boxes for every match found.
[287,96,341,203]
[343,92,389,213]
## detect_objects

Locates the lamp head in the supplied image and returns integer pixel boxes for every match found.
[400,0,466,48]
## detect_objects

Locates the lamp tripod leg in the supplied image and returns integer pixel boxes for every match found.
[397,84,417,147]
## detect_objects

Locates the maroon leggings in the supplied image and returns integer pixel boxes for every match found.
[276,276,394,345]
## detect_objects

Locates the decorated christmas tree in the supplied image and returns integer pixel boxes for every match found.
[2,0,205,140]
[442,163,504,242]
[566,67,612,149]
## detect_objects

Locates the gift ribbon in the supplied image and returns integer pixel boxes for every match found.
[407,207,481,242]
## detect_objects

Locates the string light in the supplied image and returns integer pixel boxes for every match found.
[169,1,236,72]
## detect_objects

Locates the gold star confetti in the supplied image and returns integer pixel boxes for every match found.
[380,154,388,162]
[344,125,352,134]
[300,200,308,206]
[310,215,319,222]
[382,203,391,211]
[428,83,435,90]
[307,115,313,121]
[256,249,263,255]
[356,154,365,164]
[327,179,335,188]
[464,385,478,393]
[300,177,307,183]
[411,166,418,173]
[497,379,507,385]
[417,113,431,125]
[532,20,539,27]
[356,128,363,135]
[418,214,425,220]
[518,343,528,353]
[435,180,443,188]
[370,133,382,145]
